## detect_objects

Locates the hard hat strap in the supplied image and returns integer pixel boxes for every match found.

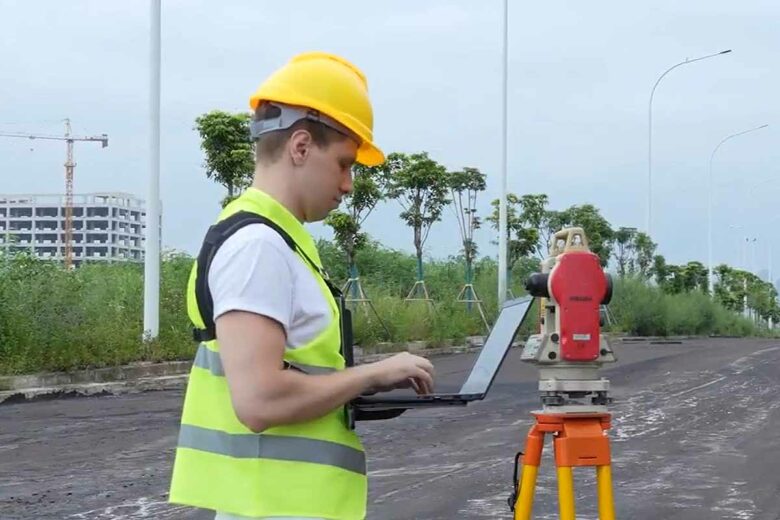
[250,102,359,144]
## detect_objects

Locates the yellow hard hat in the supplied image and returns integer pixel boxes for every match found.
[249,52,385,166]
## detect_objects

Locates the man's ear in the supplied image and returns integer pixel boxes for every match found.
[288,129,312,167]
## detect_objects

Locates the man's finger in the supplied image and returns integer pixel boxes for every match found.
[417,357,435,376]
[414,370,434,394]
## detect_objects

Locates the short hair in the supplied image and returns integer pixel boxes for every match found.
[253,104,348,165]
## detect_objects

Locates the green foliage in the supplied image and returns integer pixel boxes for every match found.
[633,232,656,277]
[195,110,255,204]
[714,264,780,322]
[382,152,451,279]
[0,232,772,375]
[611,228,656,278]
[652,254,669,286]
[3,161,776,375]
[554,204,614,266]
[323,163,386,270]
[324,211,364,262]
[0,250,193,375]
[486,193,549,273]
[608,276,758,337]
[612,227,635,277]
[486,196,614,268]
[653,258,709,295]
[448,167,486,279]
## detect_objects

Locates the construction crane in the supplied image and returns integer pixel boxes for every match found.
[0,119,109,269]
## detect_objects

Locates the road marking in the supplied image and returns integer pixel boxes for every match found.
[68,496,189,519]
[373,458,506,501]
[670,346,780,398]
[669,376,727,397]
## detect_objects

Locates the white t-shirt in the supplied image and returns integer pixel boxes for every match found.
[209,224,332,347]
[209,223,331,520]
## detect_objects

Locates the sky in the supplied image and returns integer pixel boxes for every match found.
[0,0,778,278]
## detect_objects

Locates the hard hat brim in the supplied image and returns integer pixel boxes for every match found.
[357,141,385,167]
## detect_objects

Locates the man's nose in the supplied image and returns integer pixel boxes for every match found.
[341,171,353,194]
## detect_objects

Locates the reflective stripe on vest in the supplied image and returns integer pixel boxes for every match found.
[193,343,338,377]
[178,424,366,475]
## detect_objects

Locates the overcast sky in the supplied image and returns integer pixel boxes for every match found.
[1,0,778,276]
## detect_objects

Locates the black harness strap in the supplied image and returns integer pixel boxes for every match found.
[192,210,342,342]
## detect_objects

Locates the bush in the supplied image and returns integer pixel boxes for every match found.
[607,276,759,337]
[0,246,765,375]
[0,251,194,375]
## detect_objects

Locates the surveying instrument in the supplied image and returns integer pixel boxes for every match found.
[508,227,617,520]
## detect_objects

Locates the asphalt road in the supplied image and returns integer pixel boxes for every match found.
[2,337,780,519]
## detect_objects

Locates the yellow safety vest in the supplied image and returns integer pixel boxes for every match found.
[169,188,366,519]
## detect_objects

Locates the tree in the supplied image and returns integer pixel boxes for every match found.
[540,209,570,253]
[517,194,550,258]
[611,228,656,278]
[730,271,780,323]
[751,279,780,323]
[633,232,657,278]
[324,163,386,284]
[714,264,743,311]
[680,261,708,293]
[664,264,685,294]
[383,152,450,284]
[652,254,669,287]
[656,260,711,295]
[448,167,487,317]
[487,194,521,272]
[553,205,615,266]
[448,167,486,284]
[487,193,549,266]
[194,110,255,206]
[612,227,637,277]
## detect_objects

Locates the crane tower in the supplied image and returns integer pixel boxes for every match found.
[0,119,109,269]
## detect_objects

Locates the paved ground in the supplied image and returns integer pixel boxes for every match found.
[2,338,780,519]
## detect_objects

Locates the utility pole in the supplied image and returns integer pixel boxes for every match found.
[0,119,108,269]
[144,0,162,339]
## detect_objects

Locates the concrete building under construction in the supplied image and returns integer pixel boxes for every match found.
[0,192,146,265]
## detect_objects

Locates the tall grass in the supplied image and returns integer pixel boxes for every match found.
[0,251,193,374]
[607,276,757,337]
[0,248,763,375]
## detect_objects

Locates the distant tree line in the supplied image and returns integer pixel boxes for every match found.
[195,110,780,324]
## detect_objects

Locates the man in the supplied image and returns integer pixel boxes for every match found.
[169,52,436,520]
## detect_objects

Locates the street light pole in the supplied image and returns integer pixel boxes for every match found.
[769,243,774,329]
[143,0,161,340]
[498,0,509,306]
[707,124,769,294]
[647,49,731,238]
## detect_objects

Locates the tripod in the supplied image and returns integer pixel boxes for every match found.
[511,412,615,519]
[510,227,618,519]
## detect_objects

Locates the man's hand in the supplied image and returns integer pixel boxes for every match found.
[364,352,435,395]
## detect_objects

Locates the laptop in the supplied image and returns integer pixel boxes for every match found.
[352,296,533,412]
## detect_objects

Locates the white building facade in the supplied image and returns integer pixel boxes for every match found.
[0,192,147,265]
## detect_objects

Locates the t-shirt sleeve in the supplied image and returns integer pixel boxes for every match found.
[207,229,294,335]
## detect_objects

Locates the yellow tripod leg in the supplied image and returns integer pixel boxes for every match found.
[515,424,545,520]
[557,466,576,520]
[597,465,615,520]
[514,464,538,520]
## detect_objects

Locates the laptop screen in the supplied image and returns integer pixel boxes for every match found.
[457,296,533,396]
